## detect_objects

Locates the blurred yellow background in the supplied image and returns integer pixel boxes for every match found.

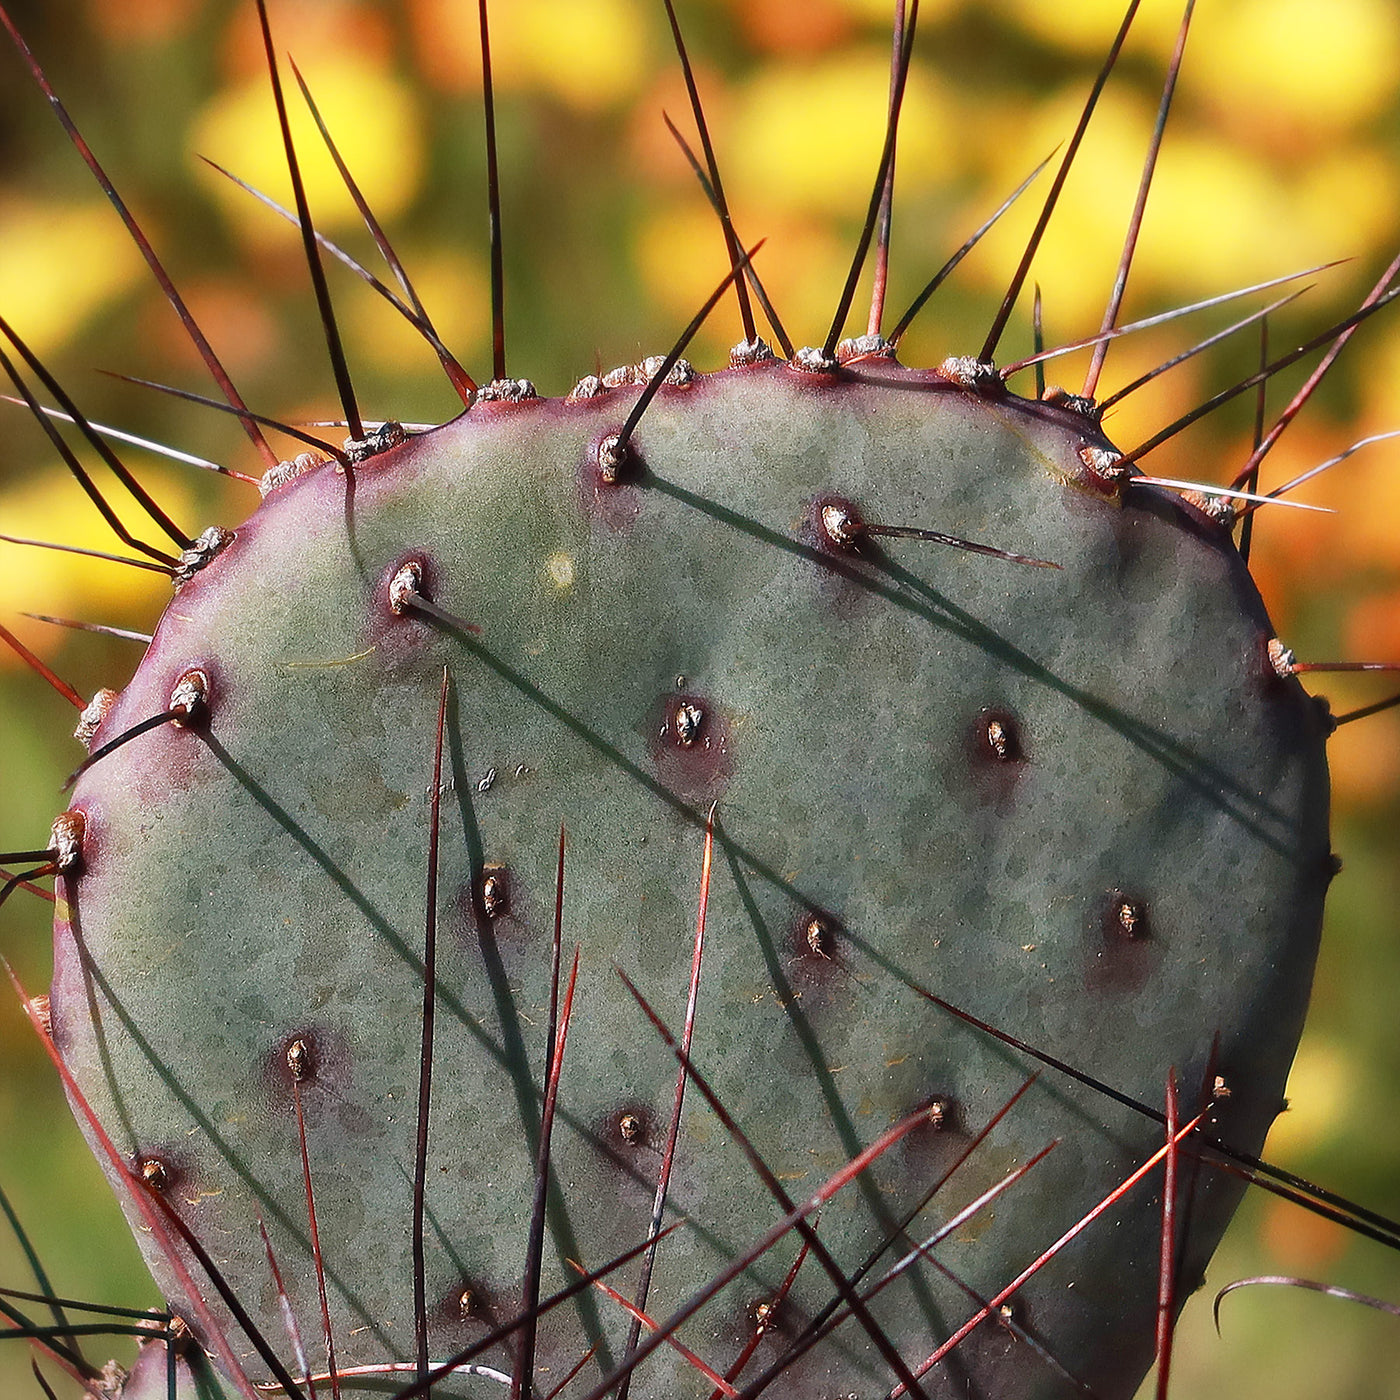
[2,1,1399,1396]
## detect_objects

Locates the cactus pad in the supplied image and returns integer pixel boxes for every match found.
[52,358,1330,1399]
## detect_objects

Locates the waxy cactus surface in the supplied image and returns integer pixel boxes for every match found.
[50,354,1330,1400]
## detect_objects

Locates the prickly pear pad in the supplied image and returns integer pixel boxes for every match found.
[53,359,1329,1400]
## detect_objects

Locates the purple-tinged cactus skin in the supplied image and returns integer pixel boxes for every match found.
[5,3,1400,1400]
[49,354,1331,1400]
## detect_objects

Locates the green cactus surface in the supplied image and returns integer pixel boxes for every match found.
[50,357,1331,1399]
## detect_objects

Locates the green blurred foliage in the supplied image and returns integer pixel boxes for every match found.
[2,1,1399,1396]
